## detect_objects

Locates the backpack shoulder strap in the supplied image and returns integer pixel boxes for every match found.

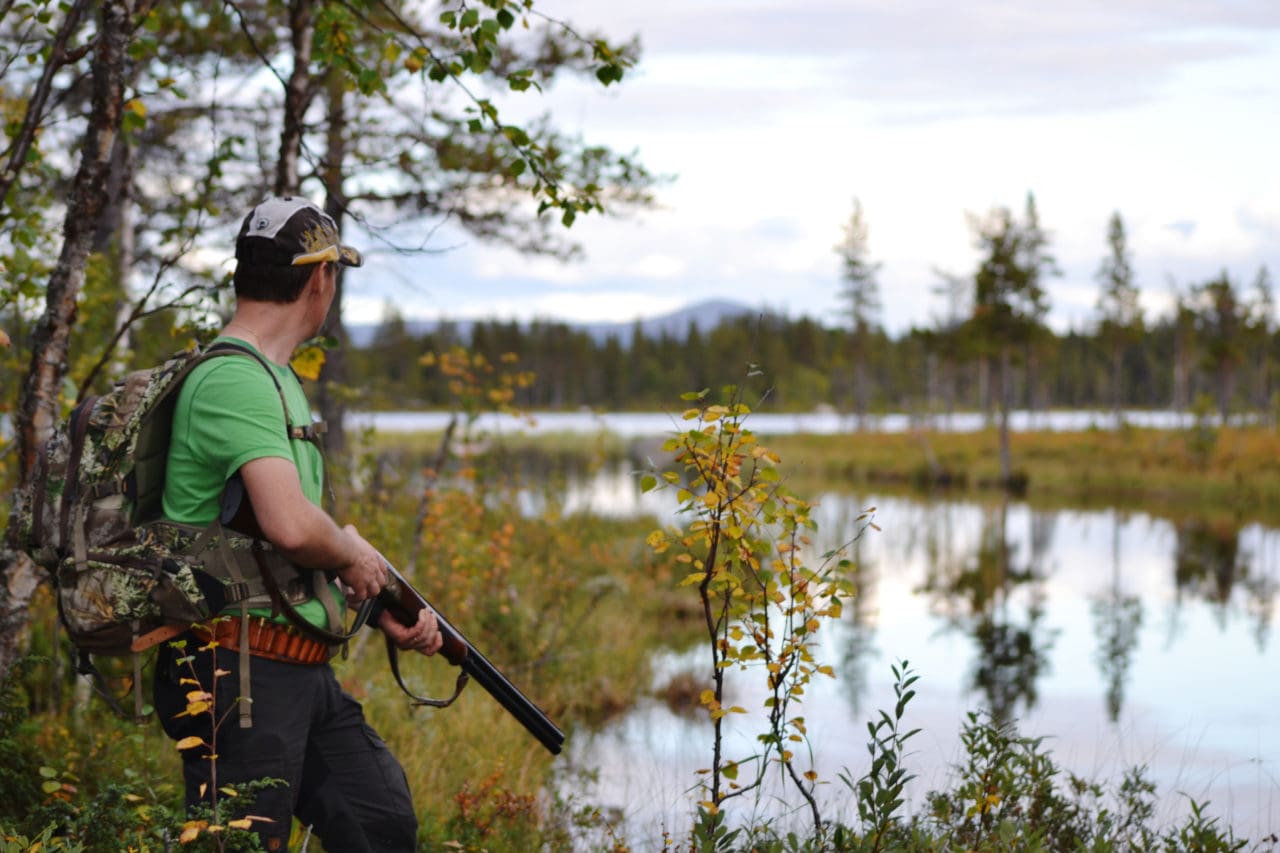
[132,341,310,526]
[200,341,325,442]
[57,397,99,546]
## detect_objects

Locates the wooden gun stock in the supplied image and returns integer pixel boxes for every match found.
[377,560,565,756]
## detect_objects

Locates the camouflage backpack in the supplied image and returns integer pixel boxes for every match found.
[17,342,262,709]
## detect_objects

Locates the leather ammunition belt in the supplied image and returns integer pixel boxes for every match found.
[193,615,332,665]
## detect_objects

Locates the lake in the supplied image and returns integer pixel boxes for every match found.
[350,407,1206,438]
[363,410,1280,845]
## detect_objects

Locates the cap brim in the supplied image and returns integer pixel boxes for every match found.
[291,243,363,267]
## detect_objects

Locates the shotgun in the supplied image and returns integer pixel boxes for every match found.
[377,558,566,755]
[218,474,565,755]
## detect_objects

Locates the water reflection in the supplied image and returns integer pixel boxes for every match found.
[552,462,1280,842]
[917,498,1057,725]
[374,441,1280,840]
[1090,512,1143,722]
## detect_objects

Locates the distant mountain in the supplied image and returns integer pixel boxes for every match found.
[345,298,760,348]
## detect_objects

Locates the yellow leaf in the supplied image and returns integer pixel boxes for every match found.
[728,705,747,714]
[179,821,206,843]
[125,98,146,117]
[699,689,716,705]
[175,736,205,751]
[290,344,326,380]
[678,571,707,587]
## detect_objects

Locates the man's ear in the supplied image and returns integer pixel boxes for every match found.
[304,262,329,294]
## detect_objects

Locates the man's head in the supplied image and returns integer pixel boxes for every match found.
[233,197,362,303]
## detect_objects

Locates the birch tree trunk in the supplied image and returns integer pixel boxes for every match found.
[319,72,350,453]
[1,0,134,681]
[275,0,315,196]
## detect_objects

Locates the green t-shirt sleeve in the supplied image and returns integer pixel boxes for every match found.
[190,358,295,477]
[163,354,308,523]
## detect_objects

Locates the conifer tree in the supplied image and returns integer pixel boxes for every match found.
[1095,211,1143,418]
[834,197,881,427]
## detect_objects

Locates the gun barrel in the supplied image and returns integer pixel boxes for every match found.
[380,562,565,755]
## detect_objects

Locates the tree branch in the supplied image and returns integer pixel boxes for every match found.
[0,0,93,222]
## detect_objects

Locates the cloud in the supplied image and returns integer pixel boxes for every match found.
[354,1,1280,338]
[550,0,1280,124]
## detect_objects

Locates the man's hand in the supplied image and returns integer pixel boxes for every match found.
[379,606,443,656]
[336,524,387,602]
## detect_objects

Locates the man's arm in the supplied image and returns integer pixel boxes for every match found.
[237,455,386,601]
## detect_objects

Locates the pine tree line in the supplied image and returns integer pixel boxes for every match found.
[345,284,1277,416]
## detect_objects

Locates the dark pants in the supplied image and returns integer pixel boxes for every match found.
[155,641,418,852]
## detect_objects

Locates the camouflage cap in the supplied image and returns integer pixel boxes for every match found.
[235,196,363,268]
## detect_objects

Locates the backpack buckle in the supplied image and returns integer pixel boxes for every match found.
[89,478,124,501]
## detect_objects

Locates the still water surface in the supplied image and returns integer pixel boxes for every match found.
[554,468,1280,844]
[352,407,1202,437]
[364,410,1279,843]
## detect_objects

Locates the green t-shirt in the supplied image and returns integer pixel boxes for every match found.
[163,336,341,625]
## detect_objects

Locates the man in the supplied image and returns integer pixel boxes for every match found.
[153,196,441,852]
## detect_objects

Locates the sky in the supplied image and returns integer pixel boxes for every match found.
[343,0,1280,336]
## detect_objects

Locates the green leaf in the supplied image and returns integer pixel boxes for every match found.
[639,474,657,493]
[39,766,58,779]
[503,125,530,146]
[357,68,383,95]
[460,8,480,27]
[497,8,515,28]
[41,780,62,794]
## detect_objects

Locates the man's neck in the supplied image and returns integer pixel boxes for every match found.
[223,303,305,366]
